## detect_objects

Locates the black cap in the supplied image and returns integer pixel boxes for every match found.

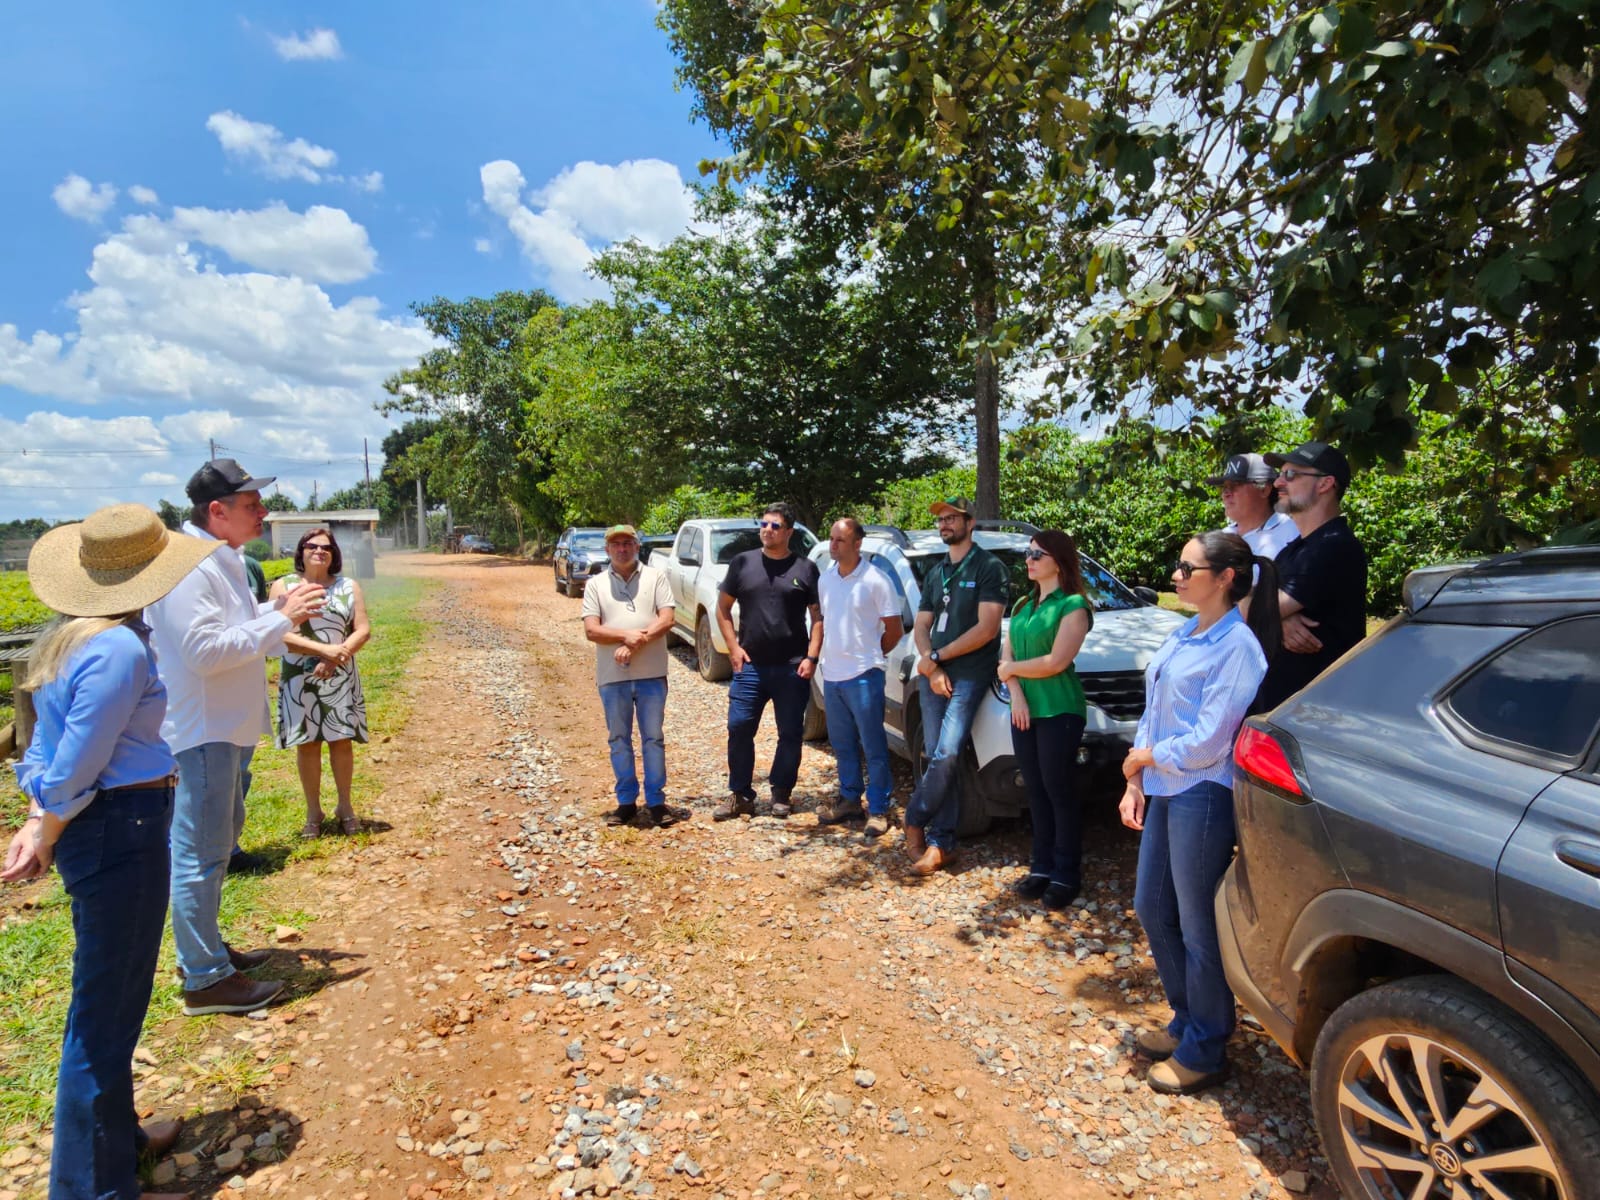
[185,458,277,505]
[1205,453,1277,486]
[1264,441,1351,491]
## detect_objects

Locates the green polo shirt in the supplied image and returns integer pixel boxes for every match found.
[1008,590,1090,719]
[919,543,1009,682]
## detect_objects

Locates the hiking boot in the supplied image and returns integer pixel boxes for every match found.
[863,813,890,840]
[604,805,639,827]
[1147,1057,1229,1095]
[713,794,757,822]
[770,793,793,820]
[1135,1028,1181,1061]
[642,804,691,828]
[818,798,863,825]
[182,973,284,1017]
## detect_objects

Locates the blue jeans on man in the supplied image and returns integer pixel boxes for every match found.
[599,675,668,808]
[170,741,248,992]
[823,668,892,814]
[51,786,172,1200]
[727,661,810,800]
[902,674,987,850]
[1133,779,1237,1074]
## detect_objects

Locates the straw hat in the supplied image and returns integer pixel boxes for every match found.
[28,503,221,617]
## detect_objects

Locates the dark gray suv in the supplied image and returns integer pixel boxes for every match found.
[1218,546,1600,1200]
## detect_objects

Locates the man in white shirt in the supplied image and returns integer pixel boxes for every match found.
[1209,454,1299,560]
[146,460,324,1016]
[816,518,904,838]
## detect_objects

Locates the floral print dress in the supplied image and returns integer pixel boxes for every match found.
[275,573,369,747]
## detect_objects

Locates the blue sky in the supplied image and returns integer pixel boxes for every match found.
[0,1,723,520]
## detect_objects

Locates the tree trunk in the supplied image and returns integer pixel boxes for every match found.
[971,241,1001,520]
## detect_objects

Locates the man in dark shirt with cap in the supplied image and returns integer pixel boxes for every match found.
[1252,441,1368,713]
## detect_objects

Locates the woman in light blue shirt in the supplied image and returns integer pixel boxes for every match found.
[4,504,216,1200]
[1119,531,1281,1096]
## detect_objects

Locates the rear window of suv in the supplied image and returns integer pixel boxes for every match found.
[905,547,1141,611]
[1444,616,1600,762]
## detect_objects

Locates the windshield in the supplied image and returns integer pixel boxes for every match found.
[570,533,607,552]
[711,527,817,565]
[906,547,1140,611]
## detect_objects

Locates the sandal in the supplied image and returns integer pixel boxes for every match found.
[338,814,362,835]
[300,819,323,840]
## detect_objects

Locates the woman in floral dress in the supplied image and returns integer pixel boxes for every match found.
[271,528,370,836]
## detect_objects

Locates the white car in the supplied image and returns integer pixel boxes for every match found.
[809,524,1185,835]
[657,518,818,680]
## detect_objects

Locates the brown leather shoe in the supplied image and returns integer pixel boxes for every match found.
[1147,1057,1229,1095]
[911,844,956,876]
[713,794,756,822]
[139,1117,183,1159]
[903,824,926,860]
[1135,1028,1180,1060]
[182,973,284,1016]
[227,944,272,972]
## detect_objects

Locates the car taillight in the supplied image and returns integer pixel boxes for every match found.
[1234,725,1302,796]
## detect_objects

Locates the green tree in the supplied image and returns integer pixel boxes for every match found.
[155,499,187,531]
[262,492,297,513]
[661,0,1161,518]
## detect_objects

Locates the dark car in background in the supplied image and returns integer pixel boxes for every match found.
[552,526,608,597]
[1219,546,1600,1200]
[459,533,495,554]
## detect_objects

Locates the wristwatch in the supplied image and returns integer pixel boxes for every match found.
[804,654,819,665]
[929,649,942,665]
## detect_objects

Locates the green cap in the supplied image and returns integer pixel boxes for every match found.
[929,497,974,517]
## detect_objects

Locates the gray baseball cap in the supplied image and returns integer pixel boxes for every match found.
[1206,453,1276,486]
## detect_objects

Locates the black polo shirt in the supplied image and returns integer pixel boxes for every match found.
[918,543,1010,682]
[1253,515,1368,712]
[720,549,820,666]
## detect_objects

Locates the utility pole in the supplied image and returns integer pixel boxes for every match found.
[208,437,216,462]
[416,477,426,549]
[363,438,372,507]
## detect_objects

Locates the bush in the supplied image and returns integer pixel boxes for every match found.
[242,539,273,561]
[0,572,54,630]
[641,485,757,534]
[262,558,297,584]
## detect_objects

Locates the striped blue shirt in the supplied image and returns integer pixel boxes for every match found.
[1133,608,1268,796]
[14,623,175,822]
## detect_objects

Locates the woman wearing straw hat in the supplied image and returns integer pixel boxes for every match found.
[3,503,217,1200]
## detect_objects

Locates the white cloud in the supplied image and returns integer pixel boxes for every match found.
[138,471,179,485]
[207,111,337,183]
[272,27,343,61]
[353,170,383,193]
[52,174,118,223]
[128,185,160,207]
[169,203,377,284]
[0,207,436,518]
[474,237,493,254]
[479,157,701,301]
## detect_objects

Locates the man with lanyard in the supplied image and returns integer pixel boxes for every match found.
[712,503,823,821]
[1208,453,1298,560]
[903,498,1008,875]
[581,525,688,828]
[1252,441,1368,713]
[816,517,904,838]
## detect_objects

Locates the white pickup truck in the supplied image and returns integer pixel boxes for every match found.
[655,518,818,681]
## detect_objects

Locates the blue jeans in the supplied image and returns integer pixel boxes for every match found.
[726,661,810,800]
[599,676,668,808]
[902,675,986,851]
[170,742,247,992]
[823,669,892,814]
[1133,780,1238,1074]
[51,786,173,1200]
[1012,711,1087,887]
[231,744,256,858]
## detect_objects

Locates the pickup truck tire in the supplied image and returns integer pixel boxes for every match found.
[563,573,579,598]
[802,691,827,741]
[553,566,564,594]
[1310,975,1600,1200]
[695,612,732,682]
[905,700,993,839]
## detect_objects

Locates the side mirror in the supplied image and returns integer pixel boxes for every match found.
[1133,586,1160,606]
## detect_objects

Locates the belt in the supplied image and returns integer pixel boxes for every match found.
[103,774,178,794]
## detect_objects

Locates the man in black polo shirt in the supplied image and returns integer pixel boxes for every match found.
[903,497,1009,875]
[713,503,824,821]
[1252,441,1369,713]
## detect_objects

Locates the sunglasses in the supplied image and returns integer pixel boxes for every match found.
[758,521,787,530]
[1172,561,1217,579]
[1278,467,1327,482]
[303,543,332,553]
[1022,548,1049,562]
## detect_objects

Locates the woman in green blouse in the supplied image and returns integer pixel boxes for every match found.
[997,530,1093,909]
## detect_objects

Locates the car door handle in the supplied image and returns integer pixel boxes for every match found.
[1555,838,1600,878]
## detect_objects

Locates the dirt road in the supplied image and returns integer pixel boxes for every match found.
[8,552,1331,1200]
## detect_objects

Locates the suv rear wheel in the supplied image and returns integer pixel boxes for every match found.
[1311,975,1600,1200]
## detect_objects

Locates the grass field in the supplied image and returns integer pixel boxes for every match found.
[0,575,431,1142]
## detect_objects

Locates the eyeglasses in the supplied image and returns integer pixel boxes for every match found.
[758,521,787,530]
[934,514,968,526]
[1278,467,1327,482]
[1022,548,1049,561]
[303,543,332,554]
[1173,561,1217,579]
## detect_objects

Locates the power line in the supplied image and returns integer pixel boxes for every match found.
[0,448,175,457]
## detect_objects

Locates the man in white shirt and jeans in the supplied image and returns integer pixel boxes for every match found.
[147,460,324,1015]
[817,518,904,838]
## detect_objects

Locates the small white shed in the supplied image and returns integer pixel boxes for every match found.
[264,509,380,579]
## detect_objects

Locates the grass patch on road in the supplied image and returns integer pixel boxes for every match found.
[0,576,432,1145]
